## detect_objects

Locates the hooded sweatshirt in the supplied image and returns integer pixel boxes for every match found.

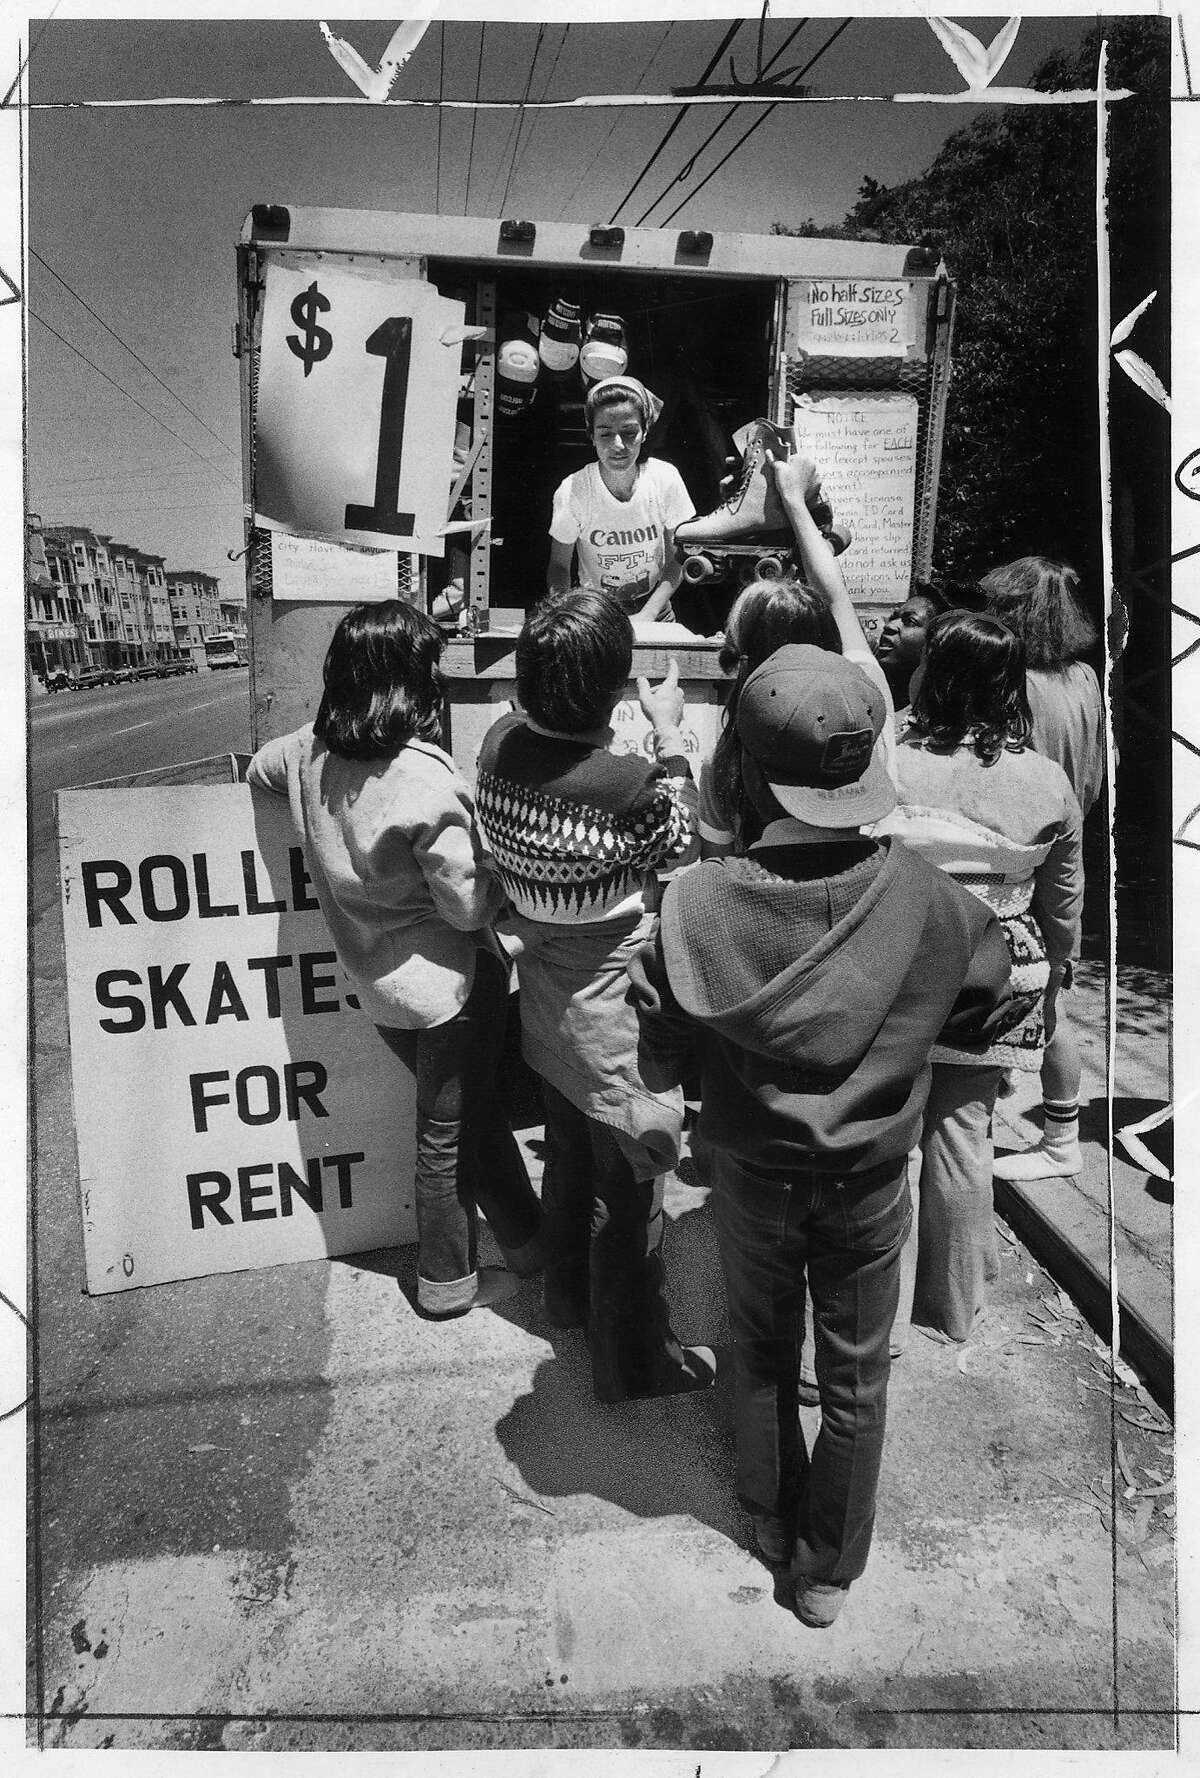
[629,833,1013,1176]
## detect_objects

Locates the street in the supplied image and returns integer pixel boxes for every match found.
[26,674,1176,1753]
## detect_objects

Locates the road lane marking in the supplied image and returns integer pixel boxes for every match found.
[103,720,155,738]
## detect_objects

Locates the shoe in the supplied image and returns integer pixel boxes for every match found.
[538,298,582,374]
[580,312,628,386]
[751,1512,794,1569]
[673,419,795,548]
[993,1140,1083,1181]
[793,1578,850,1629]
[600,1344,717,1403]
[416,1265,523,1319]
[501,1228,547,1279]
[496,326,541,419]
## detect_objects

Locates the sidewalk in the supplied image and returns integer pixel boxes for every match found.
[30,875,1176,1753]
[992,958,1172,1409]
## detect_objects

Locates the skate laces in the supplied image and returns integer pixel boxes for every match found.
[725,422,789,515]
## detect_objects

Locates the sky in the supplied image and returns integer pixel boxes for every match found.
[21,6,1110,592]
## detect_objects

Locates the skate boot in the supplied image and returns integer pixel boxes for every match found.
[496,329,541,420]
[675,419,798,585]
[580,312,629,386]
[538,297,583,375]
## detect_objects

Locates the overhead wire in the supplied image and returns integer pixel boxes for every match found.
[655,19,854,229]
[29,309,242,489]
[30,249,241,459]
[606,19,743,225]
[496,23,548,217]
[556,22,673,218]
[463,21,486,214]
[505,23,570,206]
[435,23,445,213]
[632,18,810,227]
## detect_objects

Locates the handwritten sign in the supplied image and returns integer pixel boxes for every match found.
[269,530,403,604]
[254,265,466,556]
[608,686,720,765]
[792,392,919,605]
[58,785,417,1293]
[789,278,917,357]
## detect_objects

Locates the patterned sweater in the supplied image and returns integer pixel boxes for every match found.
[475,711,698,924]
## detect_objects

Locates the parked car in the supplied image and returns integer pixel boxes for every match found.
[73,668,117,690]
[42,669,74,693]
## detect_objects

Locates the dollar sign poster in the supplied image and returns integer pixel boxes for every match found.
[254,264,467,556]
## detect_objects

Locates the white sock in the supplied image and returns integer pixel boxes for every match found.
[994,1097,1082,1180]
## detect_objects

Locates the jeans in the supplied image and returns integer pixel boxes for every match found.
[913,1062,1002,1342]
[710,1148,911,1585]
[376,949,542,1299]
[541,1081,689,1402]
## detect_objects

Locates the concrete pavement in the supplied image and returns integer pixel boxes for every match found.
[30,872,1176,1753]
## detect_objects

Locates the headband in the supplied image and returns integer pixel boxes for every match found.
[584,375,664,431]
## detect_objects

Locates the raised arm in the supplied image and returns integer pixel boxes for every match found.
[770,453,874,663]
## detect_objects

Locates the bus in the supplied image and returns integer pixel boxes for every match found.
[204,631,247,670]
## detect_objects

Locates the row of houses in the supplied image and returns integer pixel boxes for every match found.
[25,514,247,678]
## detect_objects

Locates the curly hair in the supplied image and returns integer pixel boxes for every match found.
[516,586,633,733]
[908,610,1032,765]
[710,578,842,848]
[314,600,445,761]
[980,555,1097,669]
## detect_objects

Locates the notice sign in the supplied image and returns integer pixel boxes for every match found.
[58,785,417,1294]
[792,392,920,605]
[254,264,466,556]
[269,531,402,605]
[789,278,917,358]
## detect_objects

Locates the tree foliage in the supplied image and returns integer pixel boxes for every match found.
[781,20,1170,587]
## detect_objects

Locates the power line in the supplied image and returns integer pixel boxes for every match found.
[607,19,743,225]
[29,309,243,488]
[655,20,854,229]
[30,249,241,459]
[463,21,486,215]
[509,23,570,203]
[632,19,810,227]
[557,22,673,218]
[497,23,547,217]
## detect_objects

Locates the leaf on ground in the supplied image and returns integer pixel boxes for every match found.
[1142,1466,1166,1485]
[1018,1336,1046,1346]
[1116,1440,1136,1490]
[1127,1498,1154,1546]
[1138,1478,1175,1498]
[1113,1356,1142,1391]
[1161,1501,1176,1518]
[1056,1290,1085,1323]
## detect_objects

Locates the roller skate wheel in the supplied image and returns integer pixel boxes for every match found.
[753,553,786,580]
[682,551,717,584]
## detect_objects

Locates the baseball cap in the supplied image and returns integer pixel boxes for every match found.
[735,643,897,828]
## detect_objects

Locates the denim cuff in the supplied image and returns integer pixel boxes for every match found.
[417,1270,477,1315]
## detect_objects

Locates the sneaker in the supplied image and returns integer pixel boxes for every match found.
[538,298,582,374]
[580,312,629,386]
[793,1578,850,1628]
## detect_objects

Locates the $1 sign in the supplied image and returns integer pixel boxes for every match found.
[288,280,333,377]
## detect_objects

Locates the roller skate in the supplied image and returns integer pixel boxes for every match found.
[674,419,850,587]
[579,312,629,386]
[538,297,583,376]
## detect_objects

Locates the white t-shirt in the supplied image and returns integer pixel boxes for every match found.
[549,457,694,613]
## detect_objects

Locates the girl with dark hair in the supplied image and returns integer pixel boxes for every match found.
[873,580,956,707]
[699,450,895,858]
[873,610,1083,1342]
[981,555,1107,1181]
[247,600,543,1319]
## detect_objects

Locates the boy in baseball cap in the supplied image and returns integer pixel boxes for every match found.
[628,642,1013,1627]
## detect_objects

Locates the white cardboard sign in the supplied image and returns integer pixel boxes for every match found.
[793,391,920,605]
[789,277,917,357]
[268,530,402,604]
[58,785,417,1294]
[254,264,465,557]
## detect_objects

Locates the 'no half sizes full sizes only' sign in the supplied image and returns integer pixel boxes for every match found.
[58,785,417,1294]
[254,264,467,557]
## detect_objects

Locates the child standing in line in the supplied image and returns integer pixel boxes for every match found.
[246,601,543,1319]
[628,645,1012,1625]
[547,375,695,622]
[475,587,715,1403]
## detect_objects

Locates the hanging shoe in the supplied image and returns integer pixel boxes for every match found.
[580,312,629,386]
[496,327,541,419]
[538,297,583,375]
[793,1578,850,1629]
[673,419,795,547]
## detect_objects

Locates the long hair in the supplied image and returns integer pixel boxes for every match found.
[908,610,1032,764]
[980,554,1097,669]
[314,600,445,761]
[711,578,843,848]
[516,586,633,732]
